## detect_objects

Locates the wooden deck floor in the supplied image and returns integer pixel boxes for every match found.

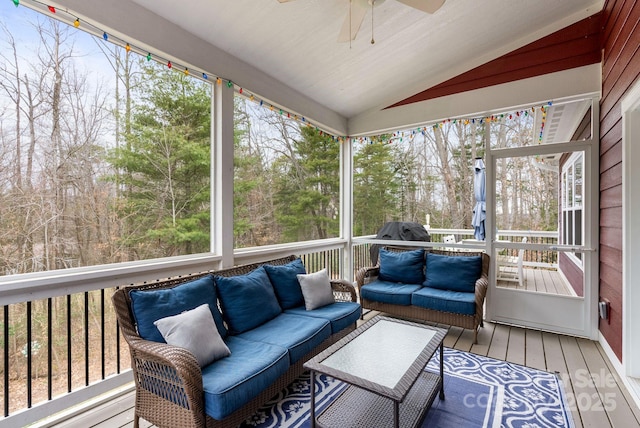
[498,266,574,295]
[47,312,640,428]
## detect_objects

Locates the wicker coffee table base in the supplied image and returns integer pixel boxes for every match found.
[316,371,442,428]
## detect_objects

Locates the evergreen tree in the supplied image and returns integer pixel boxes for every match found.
[273,126,339,242]
[109,62,211,258]
[353,140,401,235]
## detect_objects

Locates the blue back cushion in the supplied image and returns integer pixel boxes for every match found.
[378,248,425,284]
[424,253,482,293]
[215,266,282,334]
[263,258,306,309]
[129,274,227,342]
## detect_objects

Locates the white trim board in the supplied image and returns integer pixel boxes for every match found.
[621,76,640,381]
[348,64,602,136]
[599,332,640,413]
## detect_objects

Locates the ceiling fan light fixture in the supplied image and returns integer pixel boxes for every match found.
[282,0,446,44]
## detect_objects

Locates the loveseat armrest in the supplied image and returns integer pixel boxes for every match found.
[475,274,489,304]
[330,279,358,302]
[355,266,379,291]
[475,253,490,300]
[127,337,207,426]
[474,253,491,321]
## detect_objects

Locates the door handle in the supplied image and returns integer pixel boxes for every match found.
[548,245,596,253]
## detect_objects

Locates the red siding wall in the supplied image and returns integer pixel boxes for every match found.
[388,13,603,108]
[559,252,584,295]
[599,0,640,361]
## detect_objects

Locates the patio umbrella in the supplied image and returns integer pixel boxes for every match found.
[472,158,486,240]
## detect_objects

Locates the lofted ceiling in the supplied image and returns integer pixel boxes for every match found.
[128,0,603,122]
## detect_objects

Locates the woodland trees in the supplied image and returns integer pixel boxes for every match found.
[0,8,558,276]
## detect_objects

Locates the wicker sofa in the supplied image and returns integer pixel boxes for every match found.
[112,255,360,428]
[355,247,489,343]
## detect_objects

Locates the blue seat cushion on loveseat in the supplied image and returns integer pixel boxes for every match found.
[202,336,289,420]
[129,274,227,342]
[236,313,331,363]
[360,280,422,306]
[263,258,306,309]
[284,302,361,334]
[411,287,476,315]
[424,252,482,293]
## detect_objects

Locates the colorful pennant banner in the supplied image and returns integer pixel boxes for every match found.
[12,0,551,146]
[351,101,553,145]
[12,0,341,140]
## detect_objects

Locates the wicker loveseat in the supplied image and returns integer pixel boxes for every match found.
[356,247,489,343]
[112,255,360,428]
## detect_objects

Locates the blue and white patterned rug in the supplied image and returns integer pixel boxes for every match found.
[239,348,574,428]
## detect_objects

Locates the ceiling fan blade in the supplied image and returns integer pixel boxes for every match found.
[337,0,369,43]
[277,0,296,2]
[396,0,445,14]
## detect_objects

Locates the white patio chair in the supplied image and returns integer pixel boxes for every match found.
[443,234,456,244]
[442,234,456,251]
[496,236,527,286]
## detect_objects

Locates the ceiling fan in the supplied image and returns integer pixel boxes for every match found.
[278,0,446,43]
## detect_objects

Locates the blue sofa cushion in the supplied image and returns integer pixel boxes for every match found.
[202,336,289,420]
[378,248,425,284]
[129,274,227,342]
[264,259,306,309]
[215,267,282,334]
[360,280,422,306]
[411,286,476,315]
[237,313,331,363]
[424,252,482,293]
[284,302,361,334]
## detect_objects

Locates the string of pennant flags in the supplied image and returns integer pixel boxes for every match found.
[352,101,553,145]
[11,0,551,146]
[11,0,347,141]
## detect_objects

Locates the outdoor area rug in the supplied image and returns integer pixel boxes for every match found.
[239,348,574,428]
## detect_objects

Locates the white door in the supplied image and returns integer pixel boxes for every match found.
[484,98,599,340]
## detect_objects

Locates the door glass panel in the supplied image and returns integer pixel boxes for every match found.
[575,154,583,207]
[489,98,592,150]
[494,151,585,297]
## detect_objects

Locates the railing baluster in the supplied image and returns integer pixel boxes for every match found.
[27,301,32,408]
[4,305,9,417]
[84,292,89,386]
[116,316,121,374]
[67,295,71,393]
[101,289,105,380]
[48,297,52,401]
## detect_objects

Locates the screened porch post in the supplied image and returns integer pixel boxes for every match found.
[341,137,354,281]
[213,80,235,268]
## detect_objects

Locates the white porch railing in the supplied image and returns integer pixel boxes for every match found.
[0,239,348,428]
[0,230,557,427]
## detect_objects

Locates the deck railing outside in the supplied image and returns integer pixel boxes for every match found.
[354,229,559,268]
[0,230,557,427]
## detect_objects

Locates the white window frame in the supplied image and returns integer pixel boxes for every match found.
[561,151,584,267]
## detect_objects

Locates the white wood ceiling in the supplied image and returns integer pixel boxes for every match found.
[128,0,602,122]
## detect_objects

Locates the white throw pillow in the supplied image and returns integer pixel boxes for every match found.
[297,268,335,310]
[154,303,230,367]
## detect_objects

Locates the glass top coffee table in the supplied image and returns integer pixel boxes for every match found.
[304,316,447,428]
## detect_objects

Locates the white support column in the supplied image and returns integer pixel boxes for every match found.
[484,122,495,321]
[213,83,235,268]
[622,79,640,379]
[585,98,600,341]
[340,137,354,281]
